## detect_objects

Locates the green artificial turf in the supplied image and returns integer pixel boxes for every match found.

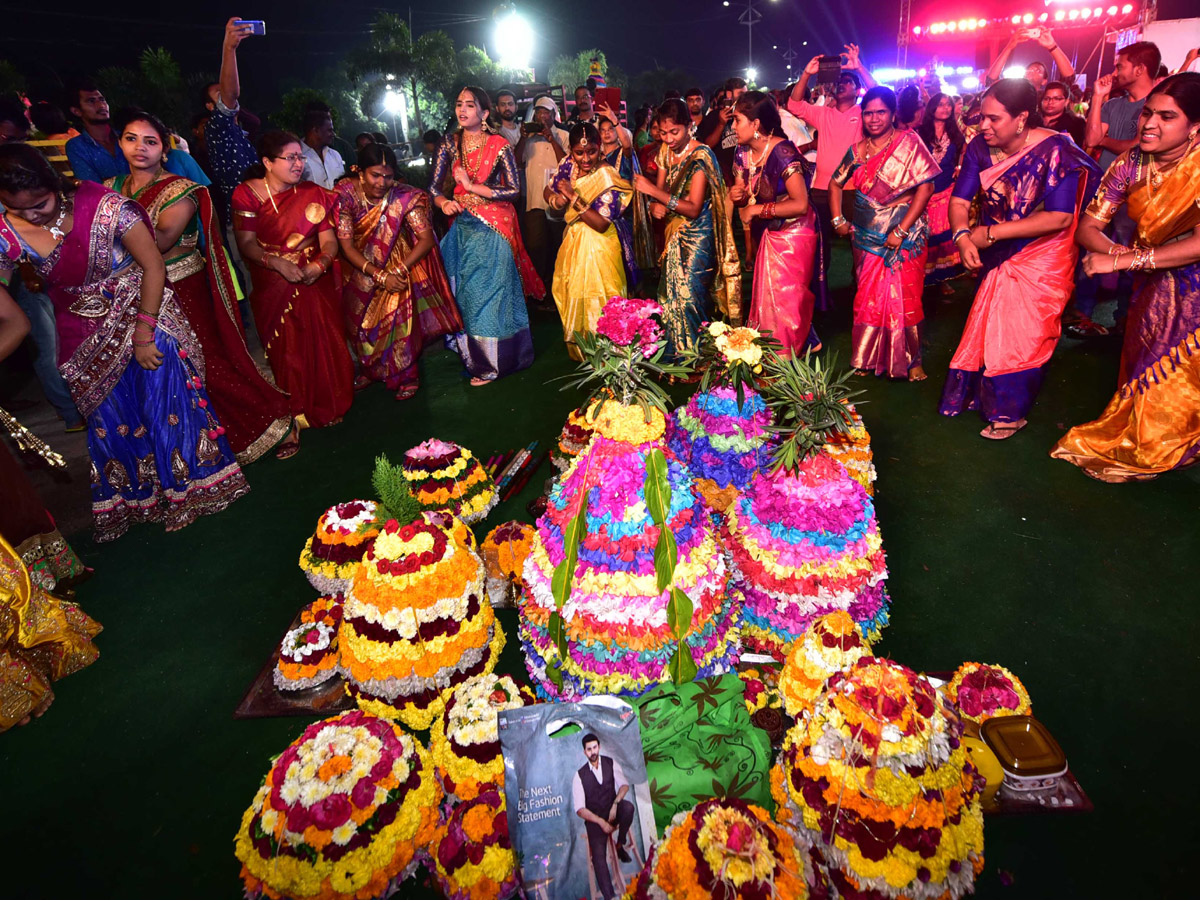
[1,247,1197,899]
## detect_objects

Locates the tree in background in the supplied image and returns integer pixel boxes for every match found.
[549,49,618,90]
[273,66,370,137]
[0,60,26,99]
[95,48,208,135]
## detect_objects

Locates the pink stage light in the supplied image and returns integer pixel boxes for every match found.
[1011,14,1021,23]
[1055,10,1066,19]
[977,17,988,26]
[1068,9,1079,19]
[958,19,970,30]
[1106,5,1117,13]
[1022,13,1034,24]
[1081,7,1091,17]
[1121,3,1132,11]
[1093,7,1102,15]
[948,20,957,30]
[1038,12,1048,21]
[913,25,922,34]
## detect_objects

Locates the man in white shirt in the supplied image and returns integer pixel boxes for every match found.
[516,96,568,292]
[300,109,345,190]
[571,733,634,900]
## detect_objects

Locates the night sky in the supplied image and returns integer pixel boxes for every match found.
[2,0,1194,107]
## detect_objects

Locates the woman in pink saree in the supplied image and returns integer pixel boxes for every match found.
[830,86,939,381]
[729,91,819,358]
[941,80,1102,439]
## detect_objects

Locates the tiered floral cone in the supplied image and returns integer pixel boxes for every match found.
[772,657,986,900]
[430,673,536,804]
[479,521,536,607]
[431,787,521,900]
[299,500,381,593]
[667,385,773,513]
[274,595,345,692]
[403,439,497,525]
[724,452,889,660]
[624,798,816,900]
[340,512,505,729]
[777,610,874,718]
[945,662,1032,727]
[520,402,738,700]
[234,709,441,900]
[824,403,877,496]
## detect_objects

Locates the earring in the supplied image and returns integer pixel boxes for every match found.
[753,130,761,141]
[1016,121,1025,135]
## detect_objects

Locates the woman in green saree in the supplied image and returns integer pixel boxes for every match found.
[633,98,741,361]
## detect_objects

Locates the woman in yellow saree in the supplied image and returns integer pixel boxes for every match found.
[546,122,633,360]
[1052,74,1200,482]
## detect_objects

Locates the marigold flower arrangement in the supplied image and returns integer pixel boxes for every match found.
[772,657,985,900]
[523,301,738,699]
[431,787,520,900]
[554,404,598,472]
[946,662,1031,726]
[479,521,536,607]
[738,667,782,717]
[337,458,504,729]
[299,500,381,594]
[234,709,441,900]
[402,439,497,525]
[823,402,877,497]
[722,352,887,660]
[777,611,873,718]
[623,798,813,900]
[430,674,536,803]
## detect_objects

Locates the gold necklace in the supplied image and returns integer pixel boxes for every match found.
[863,130,895,160]
[463,130,487,153]
[667,140,694,166]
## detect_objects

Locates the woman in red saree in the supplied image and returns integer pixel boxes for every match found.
[830,87,939,380]
[335,143,461,398]
[108,112,291,462]
[941,80,1101,439]
[431,87,542,385]
[232,131,352,454]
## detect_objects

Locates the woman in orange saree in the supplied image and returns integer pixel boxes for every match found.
[940,80,1101,439]
[108,112,291,463]
[232,131,353,455]
[1052,74,1200,481]
[335,143,461,398]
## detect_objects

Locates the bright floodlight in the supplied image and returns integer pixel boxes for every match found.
[962,75,980,90]
[747,67,759,82]
[1055,9,1066,19]
[1121,3,1132,11]
[1022,12,1034,23]
[1003,65,1026,79]
[383,90,402,115]
[495,11,533,69]
[1107,5,1117,13]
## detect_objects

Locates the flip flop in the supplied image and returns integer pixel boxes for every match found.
[469,377,492,387]
[980,419,1026,440]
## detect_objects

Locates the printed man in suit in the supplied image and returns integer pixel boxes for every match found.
[571,732,635,899]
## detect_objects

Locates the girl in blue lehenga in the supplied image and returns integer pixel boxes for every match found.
[0,144,247,542]
[632,98,741,360]
[431,86,544,385]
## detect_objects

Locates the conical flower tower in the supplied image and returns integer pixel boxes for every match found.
[722,352,889,660]
[519,299,739,700]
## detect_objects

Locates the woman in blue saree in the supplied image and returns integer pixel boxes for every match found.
[633,98,741,361]
[430,86,543,384]
[0,144,247,542]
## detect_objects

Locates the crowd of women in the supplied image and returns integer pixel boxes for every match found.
[1,63,1199,565]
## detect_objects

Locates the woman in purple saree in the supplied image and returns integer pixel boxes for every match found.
[0,145,247,542]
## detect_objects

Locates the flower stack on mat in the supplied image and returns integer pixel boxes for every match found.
[299,500,381,593]
[823,401,877,496]
[624,798,815,900]
[402,439,497,524]
[552,404,596,472]
[273,595,345,691]
[430,674,536,804]
[945,662,1032,727]
[723,353,889,660]
[668,322,778,513]
[234,709,441,900]
[431,787,521,900]
[479,521,536,607]
[777,610,874,718]
[340,457,505,729]
[772,657,986,900]
[520,298,740,700]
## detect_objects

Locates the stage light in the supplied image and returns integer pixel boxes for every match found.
[1022,13,1034,24]
[1038,13,1048,22]
[1011,14,1021,24]
[937,65,954,76]
[1093,6,1102,14]
[1069,9,1079,19]
[918,67,927,77]
[948,20,957,31]
[383,90,402,115]
[723,1,730,6]
[913,25,922,35]
[959,19,969,30]
[1055,10,1065,20]
[786,64,792,69]
[962,75,980,89]
[1121,3,1132,11]
[1003,64,1025,78]
[1081,7,1091,17]
[747,66,758,81]
[494,10,534,69]
[977,18,988,27]
[1107,5,1117,13]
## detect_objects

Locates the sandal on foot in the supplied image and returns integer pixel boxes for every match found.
[353,376,372,392]
[394,384,419,400]
[469,376,492,387]
[980,419,1027,440]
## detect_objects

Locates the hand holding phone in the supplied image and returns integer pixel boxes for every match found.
[233,19,266,36]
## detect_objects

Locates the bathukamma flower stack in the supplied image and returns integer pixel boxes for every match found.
[823,402,877,496]
[772,657,985,900]
[299,500,381,593]
[402,439,497,524]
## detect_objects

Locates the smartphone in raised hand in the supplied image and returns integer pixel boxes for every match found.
[233,19,266,36]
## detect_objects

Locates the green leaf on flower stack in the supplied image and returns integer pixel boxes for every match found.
[667,644,699,685]
[372,453,421,525]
